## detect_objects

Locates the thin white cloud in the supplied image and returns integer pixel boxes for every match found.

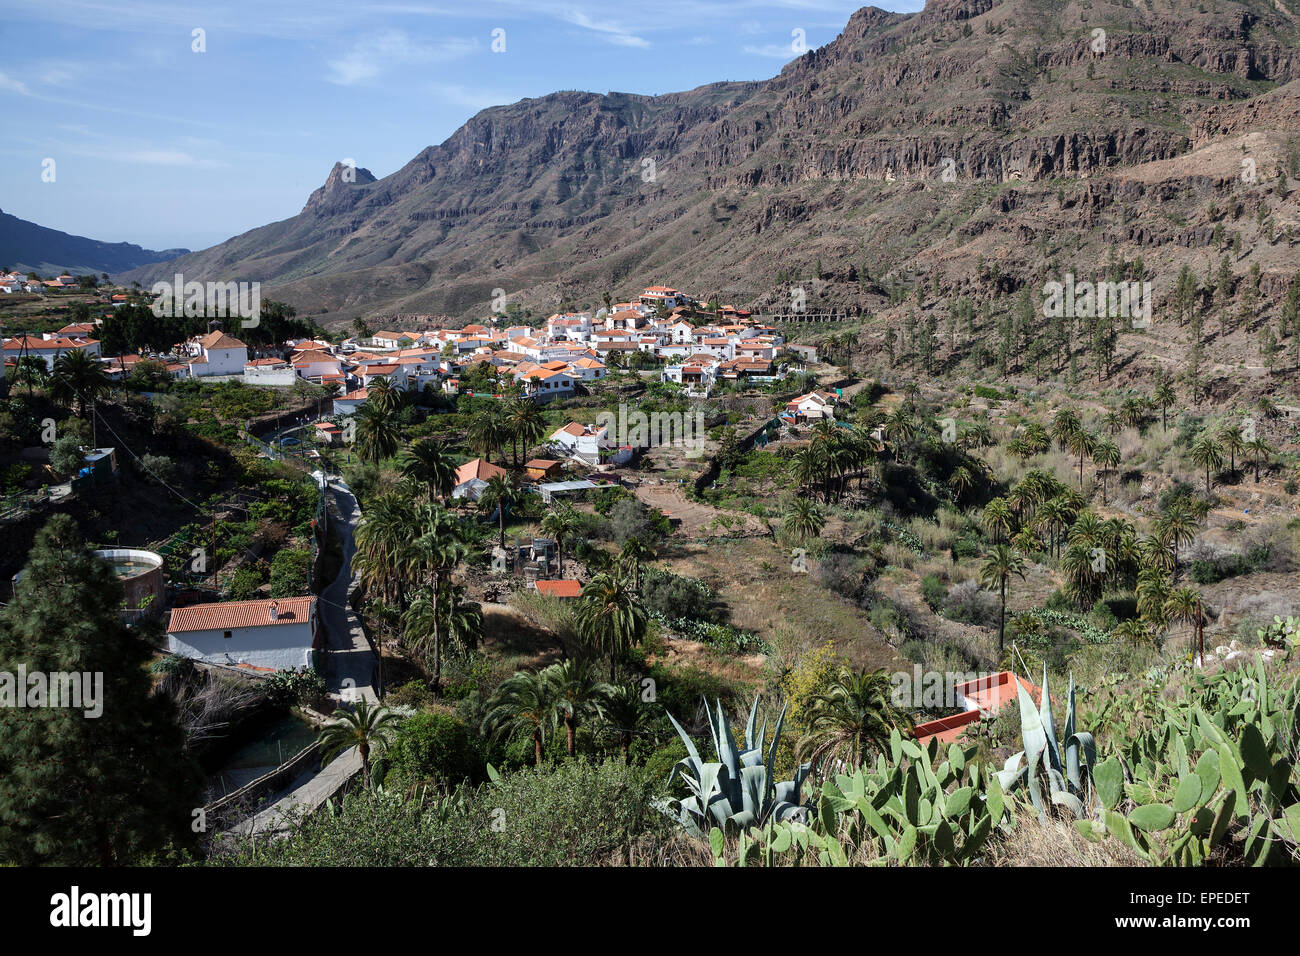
[561,10,651,49]
[107,149,225,168]
[743,42,803,59]
[327,30,479,86]
[0,71,30,95]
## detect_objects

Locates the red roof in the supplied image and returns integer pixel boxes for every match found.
[454,458,508,485]
[168,596,315,634]
[536,580,582,599]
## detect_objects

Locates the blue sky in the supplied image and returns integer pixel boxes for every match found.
[0,1,919,253]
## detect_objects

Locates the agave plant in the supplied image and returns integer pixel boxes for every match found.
[659,696,812,836]
[994,666,1096,819]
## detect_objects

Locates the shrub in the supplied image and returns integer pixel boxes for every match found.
[49,435,83,478]
[920,574,948,611]
[384,712,484,789]
[269,549,311,597]
[942,580,1000,626]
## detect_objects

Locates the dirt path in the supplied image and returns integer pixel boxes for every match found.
[630,480,770,538]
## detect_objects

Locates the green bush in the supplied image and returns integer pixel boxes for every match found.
[384,712,484,789]
[920,574,948,611]
[269,549,311,597]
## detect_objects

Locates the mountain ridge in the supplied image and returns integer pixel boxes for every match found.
[124,0,1300,331]
[0,208,188,278]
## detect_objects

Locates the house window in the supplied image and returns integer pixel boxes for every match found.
[224,630,232,640]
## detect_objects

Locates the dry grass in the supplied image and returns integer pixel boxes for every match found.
[984,816,1147,867]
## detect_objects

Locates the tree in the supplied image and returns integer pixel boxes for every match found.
[49,435,84,478]
[1091,437,1120,504]
[354,402,399,466]
[1189,431,1225,495]
[408,503,469,688]
[478,473,525,552]
[401,440,457,502]
[540,504,579,577]
[618,536,656,591]
[1066,428,1097,490]
[506,397,545,466]
[1245,436,1271,483]
[575,572,647,679]
[781,498,826,543]
[979,544,1028,655]
[1164,587,1204,661]
[982,497,1014,544]
[1218,423,1246,480]
[796,667,910,776]
[0,515,202,864]
[467,404,509,463]
[482,670,556,767]
[318,700,402,786]
[544,660,614,759]
[48,348,110,422]
[599,683,653,762]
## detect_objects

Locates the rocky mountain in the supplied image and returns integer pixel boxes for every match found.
[125,0,1300,332]
[0,208,188,278]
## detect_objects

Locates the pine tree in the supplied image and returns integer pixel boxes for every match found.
[0,515,202,865]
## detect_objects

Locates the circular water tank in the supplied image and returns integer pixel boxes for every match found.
[93,549,166,611]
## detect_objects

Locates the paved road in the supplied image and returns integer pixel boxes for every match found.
[227,476,376,838]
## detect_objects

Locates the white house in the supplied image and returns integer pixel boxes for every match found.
[452,457,508,500]
[784,390,839,421]
[291,349,344,380]
[517,366,575,401]
[186,330,248,377]
[333,388,369,415]
[2,335,102,370]
[166,596,319,672]
[548,421,631,465]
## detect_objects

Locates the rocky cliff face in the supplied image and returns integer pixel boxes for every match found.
[126,0,1300,327]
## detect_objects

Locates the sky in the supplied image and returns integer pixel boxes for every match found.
[0,0,921,253]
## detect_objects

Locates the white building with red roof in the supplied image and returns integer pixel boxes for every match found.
[166,596,319,672]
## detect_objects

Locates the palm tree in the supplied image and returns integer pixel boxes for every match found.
[797,666,910,776]
[1245,436,1271,483]
[366,376,402,415]
[1050,407,1081,449]
[544,659,614,758]
[1034,496,1071,560]
[482,670,556,767]
[791,445,826,500]
[575,572,647,679]
[506,397,546,466]
[1091,437,1121,504]
[882,406,916,461]
[782,498,826,543]
[1066,428,1096,490]
[1189,431,1225,495]
[618,536,656,591]
[354,494,415,609]
[1120,395,1147,431]
[1155,504,1201,576]
[599,683,653,762]
[947,464,974,502]
[400,439,457,502]
[318,699,402,785]
[540,504,579,577]
[1136,565,1173,628]
[355,402,399,466]
[467,404,509,463]
[49,347,110,419]
[1218,423,1246,480]
[1164,586,1204,662]
[982,497,1014,544]
[979,544,1028,655]
[1112,618,1153,647]
[1153,378,1176,431]
[478,472,524,551]
[409,503,469,688]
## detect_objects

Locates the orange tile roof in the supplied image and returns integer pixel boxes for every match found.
[455,458,508,485]
[197,330,247,350]
[536,580,582,599]
[168,596,314,634]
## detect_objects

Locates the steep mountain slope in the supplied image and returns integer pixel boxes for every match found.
[0,208,188,277]
[127,0,1300,330]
